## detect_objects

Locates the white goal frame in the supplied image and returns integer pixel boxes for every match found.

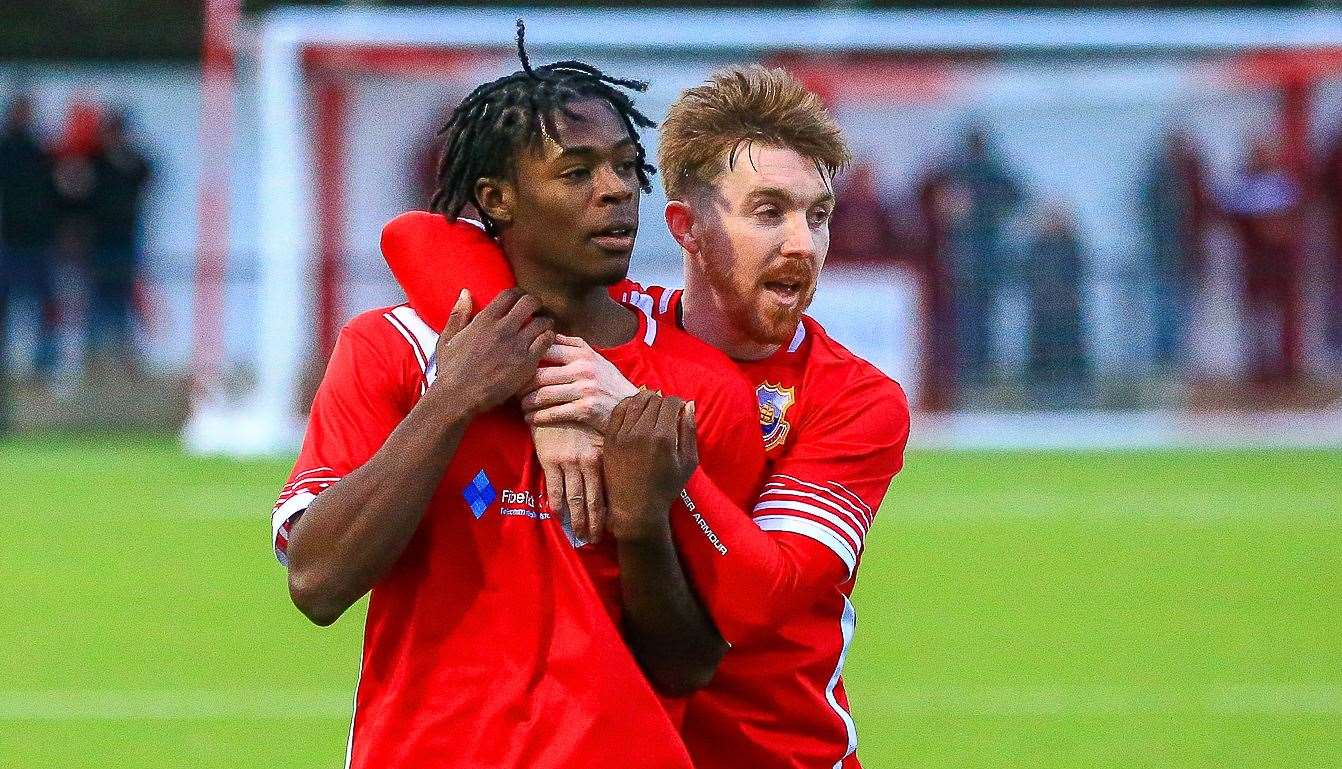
[184,5,1342,455]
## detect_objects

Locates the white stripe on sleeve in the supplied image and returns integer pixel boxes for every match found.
[752,499,864,554]
[288,466,336,484]
[753,514,857,577]
[389,306,439,385]
[625,292,658,344]
[771,473,873,526]
[757,487,868,536]
[272,490,316,566]
[827,480,873,520]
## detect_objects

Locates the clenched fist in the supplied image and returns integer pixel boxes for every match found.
[601,390,699,544]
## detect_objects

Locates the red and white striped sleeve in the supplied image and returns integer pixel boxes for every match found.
[751,375,909,581]
[271,310,421,566]
[271,466,340,566]
[751,475,874,579]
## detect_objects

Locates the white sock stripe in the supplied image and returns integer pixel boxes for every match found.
[757,488,868,535]
[752,501,863,554]
[753,515,857,576]
[770,474,871,524]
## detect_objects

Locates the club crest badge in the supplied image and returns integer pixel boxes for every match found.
[756,382,796,450]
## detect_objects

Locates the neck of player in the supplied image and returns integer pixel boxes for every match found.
[509,258,637,349]
[681,263,781,362]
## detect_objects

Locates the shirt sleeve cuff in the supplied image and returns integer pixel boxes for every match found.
[271,491,316,567]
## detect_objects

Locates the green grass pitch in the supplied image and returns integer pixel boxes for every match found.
[1,434,1338,768]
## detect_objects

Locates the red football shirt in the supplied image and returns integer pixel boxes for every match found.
[565,306,766,657]
[272,301,764,768]
[372,216,904,767]
[620,283,910,769]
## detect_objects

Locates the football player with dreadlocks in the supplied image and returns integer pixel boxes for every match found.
[270,22,764,769]
[383,62,911,769]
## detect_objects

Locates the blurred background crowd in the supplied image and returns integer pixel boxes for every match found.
[825,122,1342,411]
[0,95,151,388]
[2,2,1342,435]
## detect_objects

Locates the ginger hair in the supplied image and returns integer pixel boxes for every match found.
[657,64,850,199]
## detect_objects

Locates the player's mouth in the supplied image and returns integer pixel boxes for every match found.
[762,280,804,305]
[589,223,637,253]
[759,264,813,309]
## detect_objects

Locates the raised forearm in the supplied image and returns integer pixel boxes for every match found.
[284,288,553,626]
[671,471,836,642]
[617,526,727,696]
[285,393,471,625]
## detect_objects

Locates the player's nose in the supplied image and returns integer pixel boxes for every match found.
[780,212,816,258]
[594,164,634,205]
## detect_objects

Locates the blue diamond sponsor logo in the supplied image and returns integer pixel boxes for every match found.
[463,470,496,519]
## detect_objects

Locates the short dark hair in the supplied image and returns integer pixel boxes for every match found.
[430,20,656,235]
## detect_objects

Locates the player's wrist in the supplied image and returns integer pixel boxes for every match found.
[611,379,640,401]
[417,383,483,427]
[608,507,672,544]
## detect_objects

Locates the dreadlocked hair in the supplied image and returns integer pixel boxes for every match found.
[429,19,657,235]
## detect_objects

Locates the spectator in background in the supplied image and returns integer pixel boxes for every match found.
[1320,127,1342,361]
[1222,138,1303,385]
[1023,202,1090,405]
[52,100,101,241]
[930,125,1025,388]
[914,170,961,411]
[88,109,151,371]
[1141,130,1211,372]
[0,92,61,390]
[827,163,905,268]
[51,99,102,370]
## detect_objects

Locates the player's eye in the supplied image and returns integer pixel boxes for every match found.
[615,159,638,176]
[561,166,591,181]
[753,206,782,221]
[809,206,832,227]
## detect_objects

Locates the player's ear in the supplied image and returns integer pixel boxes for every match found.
[665,199,699,255]
[474,177,515,226]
